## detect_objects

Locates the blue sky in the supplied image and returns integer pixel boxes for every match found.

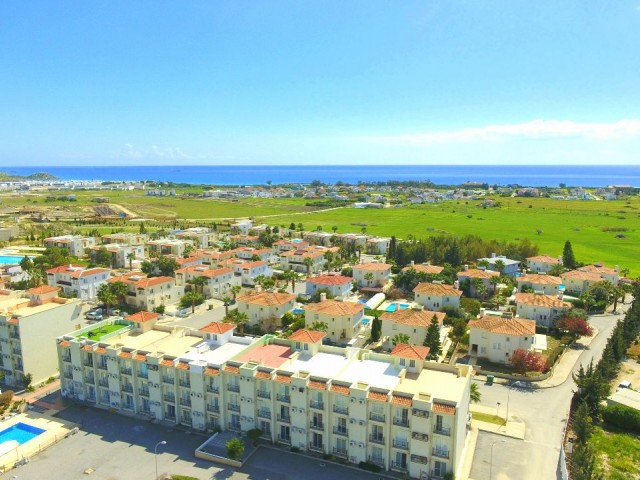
[1,1,639,165]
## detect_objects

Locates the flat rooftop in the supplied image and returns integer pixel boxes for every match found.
[236,344,292,368]
[337,358,401,391]
[288,351,350,378]
[395,367,469,402]
[0,296,75,317]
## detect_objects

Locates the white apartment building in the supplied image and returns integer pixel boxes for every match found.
[175,228,217,249]
[279,249,326,274]
[218,259,273,286]
[515,293,572,328]
[58,322,471,479]
[468,315,536,364]
[304,298,364,343]
[175,265,240,299]
[147,239,194,258]
[43,235,96,257]
[46,264,111,300]
[1,286,82,387]
[413,283,462,311]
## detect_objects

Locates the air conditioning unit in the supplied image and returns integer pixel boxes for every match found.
[359,420,365,426]
[359,442,364,448]
[350,419,355,424]
[349,441,355,446]
[350,398,355,403]
[299,387,305,393]
[359,399,364,404]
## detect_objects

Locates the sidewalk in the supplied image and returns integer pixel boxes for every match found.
[17,379,65,413]
[469,404,526,440]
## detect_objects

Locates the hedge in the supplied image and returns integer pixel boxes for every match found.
[602,403,640,434]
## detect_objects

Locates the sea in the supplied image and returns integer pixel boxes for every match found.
[3,165,639,188]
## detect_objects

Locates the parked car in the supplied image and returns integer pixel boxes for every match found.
[85,311,103,321]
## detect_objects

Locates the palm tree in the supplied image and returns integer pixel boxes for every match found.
[303,257,314,277]
[192,276,208,297]
[222,296,232,316]
[180,291,204,314]
[471,278,483,298]
[231,285,242,301]
[97,283,117,314]
[284,270,299,293]
[309,321,328,332]
[231,310,249,334]
[364,272,374,287]
[580,291,595,313]
[392,333,410,346]
[494,259,505,274]
[489,275,501,295]
[110,281,129,309]
[470,383,482,403]
[126,252,136,271]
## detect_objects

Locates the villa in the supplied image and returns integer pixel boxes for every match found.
[380,308,446,348]
[174,265,240,299]
[43,235,96,257]
[108,272,181,311]
[352,262,392,290]
[468,314,536,364]
[46,264,111,300]
[413,282,462,311]
[303,296,365,343]
[515,293,571,328]
[236,289,296,329]
[306,275,354,298]
[516,274,563,296]
[526,255,562,274]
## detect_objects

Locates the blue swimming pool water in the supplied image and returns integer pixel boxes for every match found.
[0,423,45,445]
[361,318,370,325]
[293,308,304,315]
[0,255,31,265]
[358,299,368,304]
[385,303,410,312]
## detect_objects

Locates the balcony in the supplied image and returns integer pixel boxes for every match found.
[277,434,291,445]
[122,384,133,393]
[180,397,192,407]
[333,405,348,415]
[333,447,348,458]
[432,448,450,459]
[412,408,429,418]
[162,376,174,384]
[63,371,73,379]
[138,370,148,379]
[62,355,72,363]
[228,422,241,432]
[97,363,108,371]
[367,456,384,467]
[309,400,324,410]
[309,443,324,453]
[412,431,429,442]
[393,417,410,428]
[163,394,175,403]
[309,421,324,431]
[9,332,19,340]
[139,389,150,397]
[228,403,240,412]
[83,360,94,368]
[257,410,271,419]
[391,461,408,472]
[369,412,385,422]
[369,434,385,445]
[227,384,240,393]
[120,368,132,376]
[207,385,219,394]
[411,454,429,465]
[276,393,290,403]
[179,379,191,388]
[206,404,219,413]
[433,426,451,436]
[332,426,348,436]
[257,390,271,400]
[277,414,290,423]
[206,422,220,431]
[98,379,109,388]
[393,438,409,450]
[85,376,95,385]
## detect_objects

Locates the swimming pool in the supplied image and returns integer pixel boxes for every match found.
[0,255,31,265]
[0,422,45,445]
[293,308,304,315]
[385,303,410,312]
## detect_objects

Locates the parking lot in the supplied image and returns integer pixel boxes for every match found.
[12,405,387,480]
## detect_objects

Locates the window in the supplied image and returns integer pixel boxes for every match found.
[409,360,416,368]
[399,358,406,366]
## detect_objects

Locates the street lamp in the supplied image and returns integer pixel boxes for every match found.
[154,440,167,480]
[496,401,501,418]
[490,439,506,479]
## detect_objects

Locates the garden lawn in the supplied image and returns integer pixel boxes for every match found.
[472,412,506,426]
[590,426,640,480]
[75,323,129,341]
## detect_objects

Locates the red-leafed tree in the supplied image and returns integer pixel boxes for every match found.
[556,315,594,340]
[510,349,547,374]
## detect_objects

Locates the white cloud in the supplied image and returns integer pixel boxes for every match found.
[362,119,640,145]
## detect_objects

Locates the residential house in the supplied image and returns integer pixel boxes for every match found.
[235,247,277,264]
[280,248,327,275]
[306,275,354,299]
[366,237,390,255]
[90,244,145,269]
[477,254,520,277]
[228,235,260,247]
[218,259,273,286]
[147,239,194,258]
[43,235,96,257]
[101,233,148,246]
[236,290,296,328]
[561,270,606,295]
[175,265,240,299]
[456,268,499,298]
[273,239,310,253]
[402,262,444,276]
[517,274,562,296]
[352,263,392,290]
[108,272,181,310]
[526,255,562,274]
[579,264,620,286]
[175,227,217,248]
[303,297,364,343]
[412,283,462,311]
[380,308,446,347]
[46,264,111,300]
[468,315,536,364]
[515,293,571,328]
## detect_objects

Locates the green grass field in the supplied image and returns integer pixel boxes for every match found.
[590,426,640,479]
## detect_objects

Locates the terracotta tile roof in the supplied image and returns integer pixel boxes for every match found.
[457,268,499,280]
[517,274,562,285]
[381,309,446,328]
[118,351,133,359]
[526,255,561,264]
[7,317,18,325]
[176,361,190,371]
[403,264,444,275]
[368,391,388,402]
[160,359,174,368]
[236,291,296,307]
[289,329,326,344]
[200,322,235,335]
[46,264,84,274]
[352,263,392,272]
[95,347,107,355]
[306,275,353,286]
[274,374,292,384]
[468,315,536,336]
[391,395,413,406]
[255,370,272,380]
[69,267,111,278]
[562,270,605,282]
[581,264,618,275]
[413,282,462,296]
[204,367,220,376]
[304,300,364,316]
[175,265,233,278]
[308,380,327,391]
[390,343,430,360]
[134,276,174,288]
[515,293,571,308]
[330,384,350,395]
[224,365,240,374]
[134,354,147,362]
[81,345,93,352]
[27,285,59,295]
[432,402,456,415]
[125,311,159,323]
[59,340,71,348]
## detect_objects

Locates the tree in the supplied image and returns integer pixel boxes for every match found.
[509,349,546,374]
[563,241,576,269]
[283,270,298,293]
[364,272,374,287]
[556,315,593,340]
[392,333,410,346]
[303,257,314,276]
[231,285,242,300]
[573,361,610,418]
[180,291,204,313]
[226,437,245,460]
[22,373,33,392]
[97,283,116,313]
[126,251,136,271]
[92,247,113,268]
[470,383,481,404]
[571,442,602,480]
[332,225,338,234]
[449,318,467,344]
[109,281,128,308]
[222,296,232,316]
[309,321,328,332]
[424,315,442,360]
[572,401,593,444]
[191,276,208,297]
[228,310,249,334]
[370,313,381,342]
[139,222,147,234]
[494,259,505,274]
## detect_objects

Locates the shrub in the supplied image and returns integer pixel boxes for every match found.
[460,298,481,317]
[0,391,14,409]
[602,404,640,434]
[358,461,381,473]
[225,437,245,460]
[510,349,547,374]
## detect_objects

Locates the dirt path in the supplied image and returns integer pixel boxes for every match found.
[108,203,139,218]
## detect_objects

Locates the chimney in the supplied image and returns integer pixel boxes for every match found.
[255,284,262,293]
[411,260,415,267]
[464,264,468,271]
[491,253,496,258]
[320,292,327,303]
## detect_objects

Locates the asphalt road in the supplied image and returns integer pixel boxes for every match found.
[469,305,629,480]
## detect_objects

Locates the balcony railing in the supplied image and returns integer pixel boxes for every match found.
[228,403,240,412]
[97,363,108,371]
[62,355,71,363]
[369,412,385,422]
[206,404,219,413]
[179,379,191,388]
[227,384,240,393]
[276,393,290,403]
[162,376,174,384]
[333,447,348,457]
[85,376,95,385]
[207,385,219,394]
[412,431,429,442]
[63,372,73,379]
[333,426,348,436]
[367,456,384,467]
[393,438,409,449]
[277,414,290,423]
[122,384,133,393]
[309,400,324,410]
[163,394,175,403]
[138,370,148,379]
[120,368,132,375]
[432,448,450,459]
[391,461,408,471]
[309,421,324,431]
[393,417,410,428]
[309,443,324,453]
[257,390,271,399]
[180,397,192,407]
[257,410,271,419]
[433,426,451,436]
[98,379,109,388]
[411,454,429,465]
[368,434,385,445]
[412,408,429,418]
[83,360,94,368]
[277,434,291,444]
[333,405,348,415]
[139,389,150,397]
[228,422,241,432]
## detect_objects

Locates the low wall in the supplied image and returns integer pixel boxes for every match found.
[194,449,242,468]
